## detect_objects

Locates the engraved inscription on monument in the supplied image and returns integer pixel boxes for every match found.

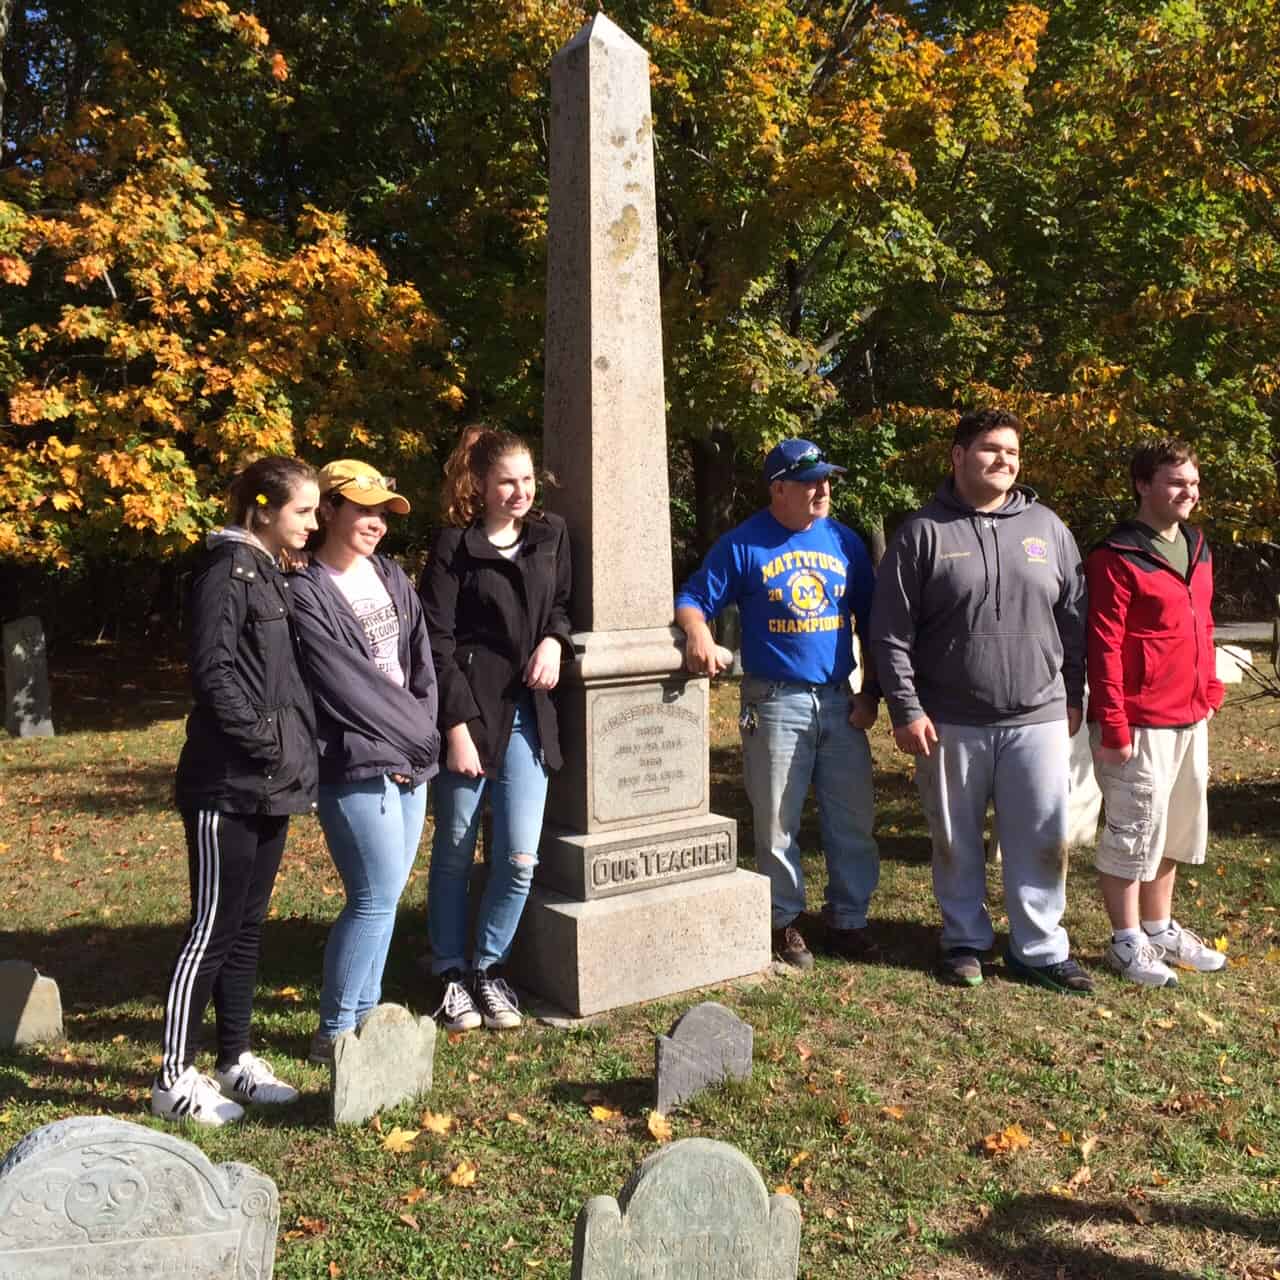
[589,830,732,894]
[590,684,706,827]
[0,1116,278,1280]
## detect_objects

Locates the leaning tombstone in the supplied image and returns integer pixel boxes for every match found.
[0,960,63,1048]
[3,616,55,738]
[654,1001,752,1114]
[0,1115,279,1278]
[573,1137,800,1279]
[330,1003,436,1126]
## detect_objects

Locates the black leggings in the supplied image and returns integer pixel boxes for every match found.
[157,809,288,1087]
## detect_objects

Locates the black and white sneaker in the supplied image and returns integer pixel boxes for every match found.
[474,969,522,1030]
[213,1052,300,1105]
[151,1066,244,1127]
[434,969,482,1032]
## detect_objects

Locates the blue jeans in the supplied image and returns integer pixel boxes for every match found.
[317,775,427,1036]
[428,699,549,975]
[739,676,879,930]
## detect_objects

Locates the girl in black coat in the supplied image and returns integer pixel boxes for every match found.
[420,427,572,1031]
[153,457,319,1126]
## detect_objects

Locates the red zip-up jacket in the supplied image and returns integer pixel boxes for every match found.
[1085,520,1224,749]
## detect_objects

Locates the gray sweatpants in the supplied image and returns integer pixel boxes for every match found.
[915,720,1072,965]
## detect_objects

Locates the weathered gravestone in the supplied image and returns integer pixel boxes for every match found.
[511,11,770,1018]
[572,1137,800,1279]
[0,1115,278,1279]
[0,961,63,1048]
[330,1003,436,1126]
[3,616,54,738]
[654,1002,752,1115]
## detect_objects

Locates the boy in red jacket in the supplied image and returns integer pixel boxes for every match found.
[1086,440,1226,987]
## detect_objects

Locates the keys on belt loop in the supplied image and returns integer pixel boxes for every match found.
[739,705,759,736]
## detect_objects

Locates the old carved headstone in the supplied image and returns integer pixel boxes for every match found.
[0,960,63,1048]
[511,11,770,1019]
[330,1003,436,1126]
[0,1115,278,1279]
[572,1137,800,1279]
[3,616,54,738]
[654,1002,752,1114]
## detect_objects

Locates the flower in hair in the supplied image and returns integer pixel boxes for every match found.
[255,493,268,506]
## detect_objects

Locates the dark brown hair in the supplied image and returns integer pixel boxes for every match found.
[1130,438,1198,503]
[226,457,317,531]
[440,426,533,527]
[953,408,1023,450]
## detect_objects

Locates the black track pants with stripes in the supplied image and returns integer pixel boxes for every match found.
[157,809,288,1087]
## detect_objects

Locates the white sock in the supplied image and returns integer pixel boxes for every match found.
[1142,918,1172,936]
[1112,927,1142,945]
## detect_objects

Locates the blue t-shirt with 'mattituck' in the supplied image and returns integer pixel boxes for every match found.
[675,510,875,686]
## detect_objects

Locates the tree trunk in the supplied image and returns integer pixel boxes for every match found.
[0,0,14,142]
[688,428,738,567]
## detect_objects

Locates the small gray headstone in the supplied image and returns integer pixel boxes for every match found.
[0,960,63,1047]
[331,1003,436,1126]
[654,1001,752,1114]
[0,1115,278,1278]
[3,616,54,738]
[573,1137,800,1279]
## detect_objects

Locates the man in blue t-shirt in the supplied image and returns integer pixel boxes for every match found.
[675,439,880,971]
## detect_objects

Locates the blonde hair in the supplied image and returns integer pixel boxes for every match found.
[440,426,532,527]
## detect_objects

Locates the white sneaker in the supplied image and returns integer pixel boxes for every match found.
[434,971,482,1032]
[151,1066,245,1127]
[474,969,522,1030]
[1105,936,1179,988]
[1145,921,1227,972]
[213,1052,300,1105]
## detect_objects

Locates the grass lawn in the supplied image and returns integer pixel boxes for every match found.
[2,647,1279,1278]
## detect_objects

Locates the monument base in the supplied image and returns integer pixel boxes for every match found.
[510,870,771,1017]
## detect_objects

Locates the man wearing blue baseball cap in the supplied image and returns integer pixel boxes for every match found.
[675,439,880,970]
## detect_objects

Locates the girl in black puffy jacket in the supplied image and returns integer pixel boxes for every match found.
[152,457,320,1127]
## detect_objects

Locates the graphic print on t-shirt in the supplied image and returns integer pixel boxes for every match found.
[760,549,847,635]
[325,558,406,686]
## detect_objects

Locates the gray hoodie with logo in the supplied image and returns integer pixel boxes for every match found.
[870,480,1086,728]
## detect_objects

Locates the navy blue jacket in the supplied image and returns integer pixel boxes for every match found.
[175,532,318,816]
[290,554,440,787]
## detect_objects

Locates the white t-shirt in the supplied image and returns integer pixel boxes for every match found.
[323,557,406,687]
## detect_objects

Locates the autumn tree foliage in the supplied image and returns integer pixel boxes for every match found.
[1,0,1277,582]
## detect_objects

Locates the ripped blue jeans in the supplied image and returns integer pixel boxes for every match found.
[427,698,548,975]
[317,774,428,1037]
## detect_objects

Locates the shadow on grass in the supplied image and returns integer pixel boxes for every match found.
[3,762,176,814]
[47,647,190,733]
[949,1190,1280,1279]
[549,1077,652,1114]
[1207,777,1280,836]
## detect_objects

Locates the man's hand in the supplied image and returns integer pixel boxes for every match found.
[893,714,938,757]
[679,614,727,677]
[1095,742,1132,766]
[1067,705,1083,738]
[848,692,878,730]
[524,636,563,690]
[445,723,484,778]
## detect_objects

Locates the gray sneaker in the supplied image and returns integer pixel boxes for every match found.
[1105,936,1178,988]
[1144,921,1226,973]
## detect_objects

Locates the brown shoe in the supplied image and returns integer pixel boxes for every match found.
[825,924,880,961]
[771,924,814,971]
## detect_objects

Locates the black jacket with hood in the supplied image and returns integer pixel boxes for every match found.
[175,529,318,816]
[289,553,440,787]
[419,512,573,773]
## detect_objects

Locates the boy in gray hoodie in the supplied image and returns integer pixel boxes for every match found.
[870,409,1091,993]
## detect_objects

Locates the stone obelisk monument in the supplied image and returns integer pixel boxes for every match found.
[510,15,770,1017]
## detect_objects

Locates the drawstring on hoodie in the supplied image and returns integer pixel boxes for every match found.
[968,515,1004,620]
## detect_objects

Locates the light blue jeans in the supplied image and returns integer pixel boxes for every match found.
[317,774,427,1037]
[915,720,1071,965]
[739,676,879,930]
[428,699,549,975]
